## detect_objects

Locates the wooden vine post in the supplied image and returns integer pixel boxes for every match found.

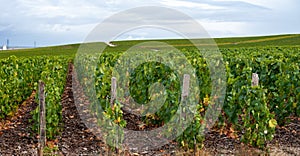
[181,74,190,100]
[110,77,119,154]
[38,80,46,156]
[180,74,196,154]
[110,77,117,107]
[252,73,259,87]
[180,74,190,129]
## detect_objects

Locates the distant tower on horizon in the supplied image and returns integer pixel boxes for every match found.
[6,39,9,48]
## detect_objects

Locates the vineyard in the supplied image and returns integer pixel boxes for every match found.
[0,35,299,155]
[0,56,69,139]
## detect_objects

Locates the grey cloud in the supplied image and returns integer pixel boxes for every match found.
[167,0,271,22]
[0,0,299,46]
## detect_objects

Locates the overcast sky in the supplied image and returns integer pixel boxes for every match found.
[0,0,299,47]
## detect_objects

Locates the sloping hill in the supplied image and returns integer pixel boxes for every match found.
[1,34,299,59]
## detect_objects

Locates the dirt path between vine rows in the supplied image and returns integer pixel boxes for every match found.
[0,92,38,155]
[0,63,299,155]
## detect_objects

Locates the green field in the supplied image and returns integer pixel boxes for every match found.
[1,34,299,59]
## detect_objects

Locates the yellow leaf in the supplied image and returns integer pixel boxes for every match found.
[268,119,277,128]
[199,108,205,112]
[293,103,297,108]
[114,117,121,124]
[181,140,185,147]
[203,94,210,106]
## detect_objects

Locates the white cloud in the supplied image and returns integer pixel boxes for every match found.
[200,20,249,37]
[16,0,112,20]
[215,0,280,8]
[160,0,225,10]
